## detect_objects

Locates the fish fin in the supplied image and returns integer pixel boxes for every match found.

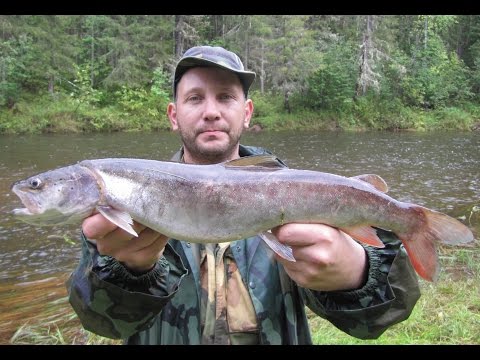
[351,174,389,193]
[97,205,138,237]
[259,231,296,262]
[341,226,385,248]
[224,155,285,169]
[401,236,439,283]
[151,169,188,181]
[398,206,474,282]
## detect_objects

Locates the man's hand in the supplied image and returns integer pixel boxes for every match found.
[82,213,169,274]
[272,223,368,292]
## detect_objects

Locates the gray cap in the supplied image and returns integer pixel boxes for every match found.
[173,45,256,98]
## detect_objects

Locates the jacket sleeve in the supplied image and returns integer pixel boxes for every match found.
[302,229,421,339]
[66,233,188,339]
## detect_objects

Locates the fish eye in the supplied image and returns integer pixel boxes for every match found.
[29,178,43,189]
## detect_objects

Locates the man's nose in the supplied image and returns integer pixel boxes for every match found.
[202,97,221,121]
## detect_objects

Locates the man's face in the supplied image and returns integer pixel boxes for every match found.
[167,67,253,164]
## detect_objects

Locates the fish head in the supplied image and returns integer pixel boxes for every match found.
[11,164,101,226]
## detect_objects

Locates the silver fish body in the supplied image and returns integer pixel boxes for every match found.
[11,156,475,282]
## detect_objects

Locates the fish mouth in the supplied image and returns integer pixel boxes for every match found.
[11,186,41,216]
[11,206,69,226]
[12,207,35,217]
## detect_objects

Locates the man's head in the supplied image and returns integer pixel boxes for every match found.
[167,46,256,165]
[173,46,256,100]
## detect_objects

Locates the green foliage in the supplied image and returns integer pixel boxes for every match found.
[0,34,35,106]
[469,55,480,99]
[69,64,105,107]
[150,67,170,99]
[1,15,479,133]
[303,42,357,110]
[0,93,170,134]
[351,95,416,130]
[110,66,171,131]
[0,82,20,108]
[250,91,283,119]
[430,107,475,130]
[400,35,473,108]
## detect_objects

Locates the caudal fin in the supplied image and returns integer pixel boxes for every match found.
[399,206,474,282]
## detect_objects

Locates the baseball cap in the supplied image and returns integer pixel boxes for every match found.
[173,45,256,98]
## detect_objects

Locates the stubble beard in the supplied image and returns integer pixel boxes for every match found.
[178,125,244,164]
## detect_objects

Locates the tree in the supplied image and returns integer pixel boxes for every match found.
[355,16,381,98]
[265,15,319,112]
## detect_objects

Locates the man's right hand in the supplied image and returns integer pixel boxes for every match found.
[82,213,169,274]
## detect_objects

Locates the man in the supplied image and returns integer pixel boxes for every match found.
[67,45,420,345]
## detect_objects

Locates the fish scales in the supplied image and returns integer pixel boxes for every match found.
[83,159,396,241]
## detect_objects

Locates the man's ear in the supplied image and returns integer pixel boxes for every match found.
[243,99,254,129]
[167,102,178,131]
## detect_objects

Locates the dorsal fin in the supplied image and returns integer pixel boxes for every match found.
[150,168,188,181]
[224,155,285,169]
[351,174,389,193]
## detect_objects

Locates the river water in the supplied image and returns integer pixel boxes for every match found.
[0,130,478,342]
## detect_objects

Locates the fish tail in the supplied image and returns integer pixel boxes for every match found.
[399,206,474,282]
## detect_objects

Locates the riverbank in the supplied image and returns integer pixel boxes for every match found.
[0,273,120,345]
[1,94,479,134]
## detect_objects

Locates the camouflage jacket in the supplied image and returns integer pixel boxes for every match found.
[66,145,421,344]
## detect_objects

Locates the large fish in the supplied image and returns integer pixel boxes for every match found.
[11,155,474,282]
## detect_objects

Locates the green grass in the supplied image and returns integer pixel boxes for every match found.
[11,321,122,345]
[309,244,480,344]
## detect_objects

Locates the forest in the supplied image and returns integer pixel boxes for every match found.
[1,15,480,133]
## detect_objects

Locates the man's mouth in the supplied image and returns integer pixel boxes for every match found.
[201,129,225,134]
[198,129,227,139]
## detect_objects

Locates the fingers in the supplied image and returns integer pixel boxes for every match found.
[82,213,118,239]
[82,213,168,273]
[95,222,168,273]
[103,222,147,242]
[82,213,147,241]
[272,223,342,247]
[114,228,169,265]
[82,213,164,252]
[116,227,167,256]
[271,223,355,267]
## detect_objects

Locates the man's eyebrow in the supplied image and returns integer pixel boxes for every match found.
[182,85,239,95]
[183,86,204,94]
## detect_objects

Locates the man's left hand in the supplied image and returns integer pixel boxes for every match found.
[272,223,368,291]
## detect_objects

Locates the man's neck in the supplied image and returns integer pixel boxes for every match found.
[182,147,240,165]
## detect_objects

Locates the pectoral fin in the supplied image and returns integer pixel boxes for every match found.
[97,205,138,237]
[259,231,296,262]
